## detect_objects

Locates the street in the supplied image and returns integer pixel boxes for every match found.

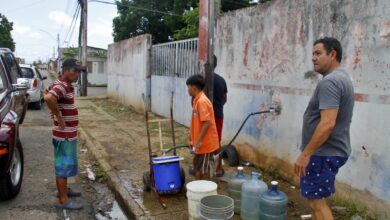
[0,72,124,220]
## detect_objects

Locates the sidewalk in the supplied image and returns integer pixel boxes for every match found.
[76,97,365,220]
[77,97,194,220]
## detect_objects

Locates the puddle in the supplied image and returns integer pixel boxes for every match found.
[95,201,128,220]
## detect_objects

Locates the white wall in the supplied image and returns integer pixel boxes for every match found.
[88,73,107,86]
[213,0,390,209]
[107,35,152,111]
[151,75,192,126]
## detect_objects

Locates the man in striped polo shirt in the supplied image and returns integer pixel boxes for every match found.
[44,59,85,210]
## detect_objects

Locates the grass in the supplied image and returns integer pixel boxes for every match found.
[93,162,109,182]
[331,196,379,219]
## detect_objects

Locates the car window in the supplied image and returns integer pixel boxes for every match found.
[3,53,21,83]
[35,68,43,79]
[0,63,6,92]
[20,67,35,78]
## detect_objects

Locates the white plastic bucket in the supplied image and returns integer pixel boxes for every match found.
[200,195,234,220]
[186,180,218,220]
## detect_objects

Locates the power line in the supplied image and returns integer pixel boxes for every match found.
[67,5,81,47]
[2,0,48,13]
[63,3,81,46]
[89,0,182,17]
[59,0,77,36]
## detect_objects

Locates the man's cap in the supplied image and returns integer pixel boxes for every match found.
[62,58,86,71]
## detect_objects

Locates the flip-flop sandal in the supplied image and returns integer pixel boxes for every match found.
[55,199,83,210]
[57,187,82,197]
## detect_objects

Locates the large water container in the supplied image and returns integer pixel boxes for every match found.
[228,166,249,214]
[259,181,288,220]
[240,172,268,220]
[152,156,184,194]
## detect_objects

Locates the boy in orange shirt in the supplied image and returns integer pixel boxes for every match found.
[186,74,220,180]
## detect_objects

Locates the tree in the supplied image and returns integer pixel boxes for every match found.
[112,0,198,44]
[221,0,251,12]
[173,7,199,40]
[174,0,252,40]
[0,13,15,51]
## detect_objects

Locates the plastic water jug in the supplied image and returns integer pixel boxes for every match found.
[227,166,249,214]
[259,181,288,220]
[240,172,268,220]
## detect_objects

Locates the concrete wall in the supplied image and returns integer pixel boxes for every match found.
[88,57,107,86]
[151,75,192,126]
[107,35,152,111]
[214,0,390,212]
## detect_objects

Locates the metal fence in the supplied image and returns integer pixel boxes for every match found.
[151,38,198,78]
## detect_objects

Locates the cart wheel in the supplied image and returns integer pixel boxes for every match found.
[188,165,195,176]
[143,171,151,191]
[180,167,186,186]
[222,145,239,167]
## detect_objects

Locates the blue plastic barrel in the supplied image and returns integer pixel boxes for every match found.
[152,156,183,194]
[259,181,288,220]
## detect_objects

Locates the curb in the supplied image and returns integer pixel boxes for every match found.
[79,127,147,220]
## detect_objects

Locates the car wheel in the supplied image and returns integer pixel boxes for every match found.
[0,139,24,200]
[180,167,185,186]
[222,145,239,167]
[33,100,42,110]
[142,171,151,191]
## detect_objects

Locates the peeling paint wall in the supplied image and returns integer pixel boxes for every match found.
[151,75,192,126]
[214,0,390,209]
[107,35,152,112]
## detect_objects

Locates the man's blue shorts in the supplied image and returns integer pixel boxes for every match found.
[53,139,78,178]
[300,155,347,199]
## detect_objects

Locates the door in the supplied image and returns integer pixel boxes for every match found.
[1,53,27,118]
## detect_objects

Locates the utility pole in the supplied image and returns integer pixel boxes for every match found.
[198,0,216,101]
[57,33,60,74]
[79,0,88,96]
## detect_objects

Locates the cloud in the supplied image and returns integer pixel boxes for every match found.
[48,10,72,26]
[13,23,32,34]
[29,32,43,39]
[90,19,112,38]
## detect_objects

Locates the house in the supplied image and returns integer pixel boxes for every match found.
[58,46,108,86]
[48,59,57,73]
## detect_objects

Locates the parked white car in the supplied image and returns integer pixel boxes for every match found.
[19,64,47,109]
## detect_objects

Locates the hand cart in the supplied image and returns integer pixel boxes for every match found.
[141,92,187,208]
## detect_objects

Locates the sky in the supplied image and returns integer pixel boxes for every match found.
[0,0,117,63]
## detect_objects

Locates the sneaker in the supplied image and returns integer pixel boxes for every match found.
[57,187,82,197]
[55,199,83,210]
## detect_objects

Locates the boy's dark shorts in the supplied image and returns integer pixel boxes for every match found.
[193,153,214,175]
[300,155,347,199]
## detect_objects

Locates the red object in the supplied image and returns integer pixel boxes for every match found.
[0,148,8,155]
[198,0,209,62]
[33,79,38,89]
[215,118,224,143]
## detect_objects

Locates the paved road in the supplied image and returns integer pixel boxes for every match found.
[0,72,103,220]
